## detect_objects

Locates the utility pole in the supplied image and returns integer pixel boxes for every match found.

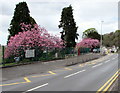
[100,21,104,54]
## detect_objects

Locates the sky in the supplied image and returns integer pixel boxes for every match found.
[0,0,119,45]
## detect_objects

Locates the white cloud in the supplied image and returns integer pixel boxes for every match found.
[0,31,9,45]
[71,1,118,38]
[0,0,119,45]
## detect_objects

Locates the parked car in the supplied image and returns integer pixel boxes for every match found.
[93,48,100,53]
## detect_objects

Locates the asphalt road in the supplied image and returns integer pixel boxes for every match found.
[1,53,119,92]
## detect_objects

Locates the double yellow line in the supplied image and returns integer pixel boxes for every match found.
[97,69,120,93]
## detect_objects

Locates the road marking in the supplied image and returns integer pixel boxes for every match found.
[54,69,68,72]
[85,62,91,65]
[113,56,118,59]
[96,69,120,93]
[112,58,116,60]
[48,71,56,75]
[31,74,51,78]
[64,70,86,78]
[24,77,31,83]
[0,82,27,86]
[102,74,119,93]
[79,64,84,67]
[92,63,103,68]
[104,60,110,63]
[0,77,31,86]
[64,67,72,70]
[91,62,96,64]
[25,83,48,92]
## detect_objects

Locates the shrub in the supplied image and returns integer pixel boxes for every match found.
[76,38,100,49]
[5,23,64,59]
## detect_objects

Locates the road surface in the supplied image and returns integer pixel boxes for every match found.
[1,53,119,92]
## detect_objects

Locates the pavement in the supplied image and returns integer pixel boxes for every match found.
[1,53,101,81]
[109,53,120,92]
[1,53,119,92]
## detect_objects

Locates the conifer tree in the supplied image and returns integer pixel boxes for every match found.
[8,2,36,42]
[59,5,79,47]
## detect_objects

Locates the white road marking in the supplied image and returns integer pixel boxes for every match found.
[92,63,103,68]
[105,60,110,63]
[26,83,48,92]
[64,70,86,78]
[112,57,117,60]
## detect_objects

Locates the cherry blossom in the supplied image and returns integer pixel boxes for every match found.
[4,23,64,58]
[76,38,100,49]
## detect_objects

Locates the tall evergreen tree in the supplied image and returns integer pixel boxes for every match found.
[58,5,79,47]
[8,2,36,41]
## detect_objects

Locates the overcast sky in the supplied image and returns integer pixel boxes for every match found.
[0,0,119,45]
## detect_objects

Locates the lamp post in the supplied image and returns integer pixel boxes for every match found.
[100,21,104,54]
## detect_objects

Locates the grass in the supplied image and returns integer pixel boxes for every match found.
[1,62,16,67]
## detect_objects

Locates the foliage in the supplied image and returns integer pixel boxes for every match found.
[8,2,36,42]
[82,28,100,41]
[58,5,79,47]
[76,38,100,49]
[5,23,64,59]
[103,30,120,48]
[4,57,15,63]
[0,47,2,63]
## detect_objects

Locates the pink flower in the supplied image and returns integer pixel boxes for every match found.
[76,38,100,48]
[5,23,64,58]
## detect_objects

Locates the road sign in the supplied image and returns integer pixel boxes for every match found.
[25,49,35,58]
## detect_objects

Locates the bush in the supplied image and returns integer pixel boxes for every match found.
[21,58,31,63]
[4,57,15,63]
[4,23,64,59]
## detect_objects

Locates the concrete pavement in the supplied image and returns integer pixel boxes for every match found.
[1,53,119,92]
[2,53,101,81]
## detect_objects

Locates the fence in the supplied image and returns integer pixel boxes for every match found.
[1,45,91,67]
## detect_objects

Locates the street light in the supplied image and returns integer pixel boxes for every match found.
[100,21,104,54]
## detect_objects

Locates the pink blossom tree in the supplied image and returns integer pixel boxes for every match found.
[5,23,64,58]
[76,38,100,49]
